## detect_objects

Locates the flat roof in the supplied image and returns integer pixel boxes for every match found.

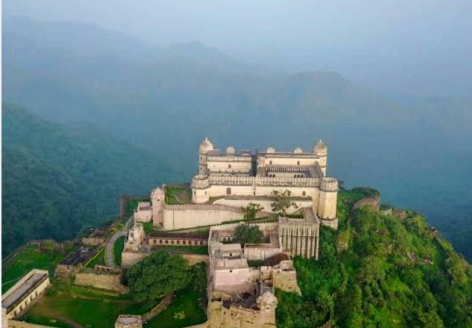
[3,272,48,311]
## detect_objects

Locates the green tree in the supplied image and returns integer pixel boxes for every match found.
[127,251,191,306]
[270,190,298,217]
[235,224,263,244]
[241,202,264,221]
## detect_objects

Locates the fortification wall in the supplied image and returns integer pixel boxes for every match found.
[82,237,105,246]
[353,197,381,212]
[8,321,55,328]
[121,251,150,268]
[213,197,313,214]
[162,205,244,230]
[74,272,127,293]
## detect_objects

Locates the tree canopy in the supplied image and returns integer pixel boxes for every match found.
[234,224,263,244]
[271,190,298,217]
[241,202,264,221]
[127,251,191,306]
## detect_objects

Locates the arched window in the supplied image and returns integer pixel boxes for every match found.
[226,187,231,195]
[297,161,300,165]
[269,160,272,165]
[228,164,232,168]
[303,191,306,196]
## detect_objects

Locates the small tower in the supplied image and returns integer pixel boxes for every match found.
[256,292,278,326]
[151,187,164,227]
[317,177,338,229]
[199,137,214,176]
[313,139,328,176]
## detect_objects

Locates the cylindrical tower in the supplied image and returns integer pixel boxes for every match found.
[151,187,164,226]
[191,175,210,203]
[317,177,338,229]
[199,137,214,176]
[313,139,328,176]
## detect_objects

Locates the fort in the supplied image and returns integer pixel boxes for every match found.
[123,138,340,326]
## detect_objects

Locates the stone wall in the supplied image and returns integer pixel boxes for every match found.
[8,321,55,328]
[121,251,150,269]
[213,198,312,215]
[162,205,244,230]
[353,197,381,212]
[82,237,105,246]
[74,270,127,293]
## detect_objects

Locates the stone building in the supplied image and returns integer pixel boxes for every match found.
[2,270,50,320]
[133,138,339,231]
[206,223,301,328]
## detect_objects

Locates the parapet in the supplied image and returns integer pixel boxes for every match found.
[192,175,210,189]
[320,177,338,192]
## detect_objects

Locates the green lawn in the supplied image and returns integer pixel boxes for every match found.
[145,288,206,328]
[165,186,191,205]
[2,245,69,292]
[85,247,106,268]
[114,236,126,266]
[145,262,207,327]
[23,284,150,328]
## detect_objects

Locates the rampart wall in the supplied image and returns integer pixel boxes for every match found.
[74,271,127,293]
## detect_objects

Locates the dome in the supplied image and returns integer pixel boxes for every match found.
[226,146,235,155]
[266,147,275,153]
[294,147,303,154]
[199,137,214,153]
[312,139,327,154]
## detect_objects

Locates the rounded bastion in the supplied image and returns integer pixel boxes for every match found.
[320,177,338,192]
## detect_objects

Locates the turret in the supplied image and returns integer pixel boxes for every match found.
[199,137,214,176]
[151,187,164,226]
[317,177,338,229]
[313,139,328,176]
[191,175,210,203]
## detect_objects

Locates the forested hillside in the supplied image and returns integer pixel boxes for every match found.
[2,104,177,255]
[277,187,472,327]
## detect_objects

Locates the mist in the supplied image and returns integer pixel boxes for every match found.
[4,0,472,96]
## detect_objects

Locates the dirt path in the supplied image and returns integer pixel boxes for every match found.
[142,293,174,321]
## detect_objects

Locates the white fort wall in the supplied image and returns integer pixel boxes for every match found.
[162,205,245,230]
[213,198,313,214]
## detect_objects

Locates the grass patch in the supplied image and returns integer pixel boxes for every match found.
[151,246,208,255]
[114,236,126,266]
[23,283,151,328]
[165,186,191,205]
[85,247,105,268]
[2,245,68,292]
[143,222,155,235]
[145,263,207,328]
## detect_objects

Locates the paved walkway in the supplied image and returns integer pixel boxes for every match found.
[105,230,128,268]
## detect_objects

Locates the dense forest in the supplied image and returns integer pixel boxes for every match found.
[2,104,178,255]
[277,187,472,327]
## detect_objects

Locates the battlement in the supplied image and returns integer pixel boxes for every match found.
[320,177,338,192]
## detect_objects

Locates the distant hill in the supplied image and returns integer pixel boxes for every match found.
[2,104,178,255]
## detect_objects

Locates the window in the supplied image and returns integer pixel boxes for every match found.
[226,187,231,195]
[303,191,306,196]
[297,161,300,165]
[269,160,272,165]
[228,164,232,168]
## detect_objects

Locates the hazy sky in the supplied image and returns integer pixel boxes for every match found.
[4,0,472,95]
